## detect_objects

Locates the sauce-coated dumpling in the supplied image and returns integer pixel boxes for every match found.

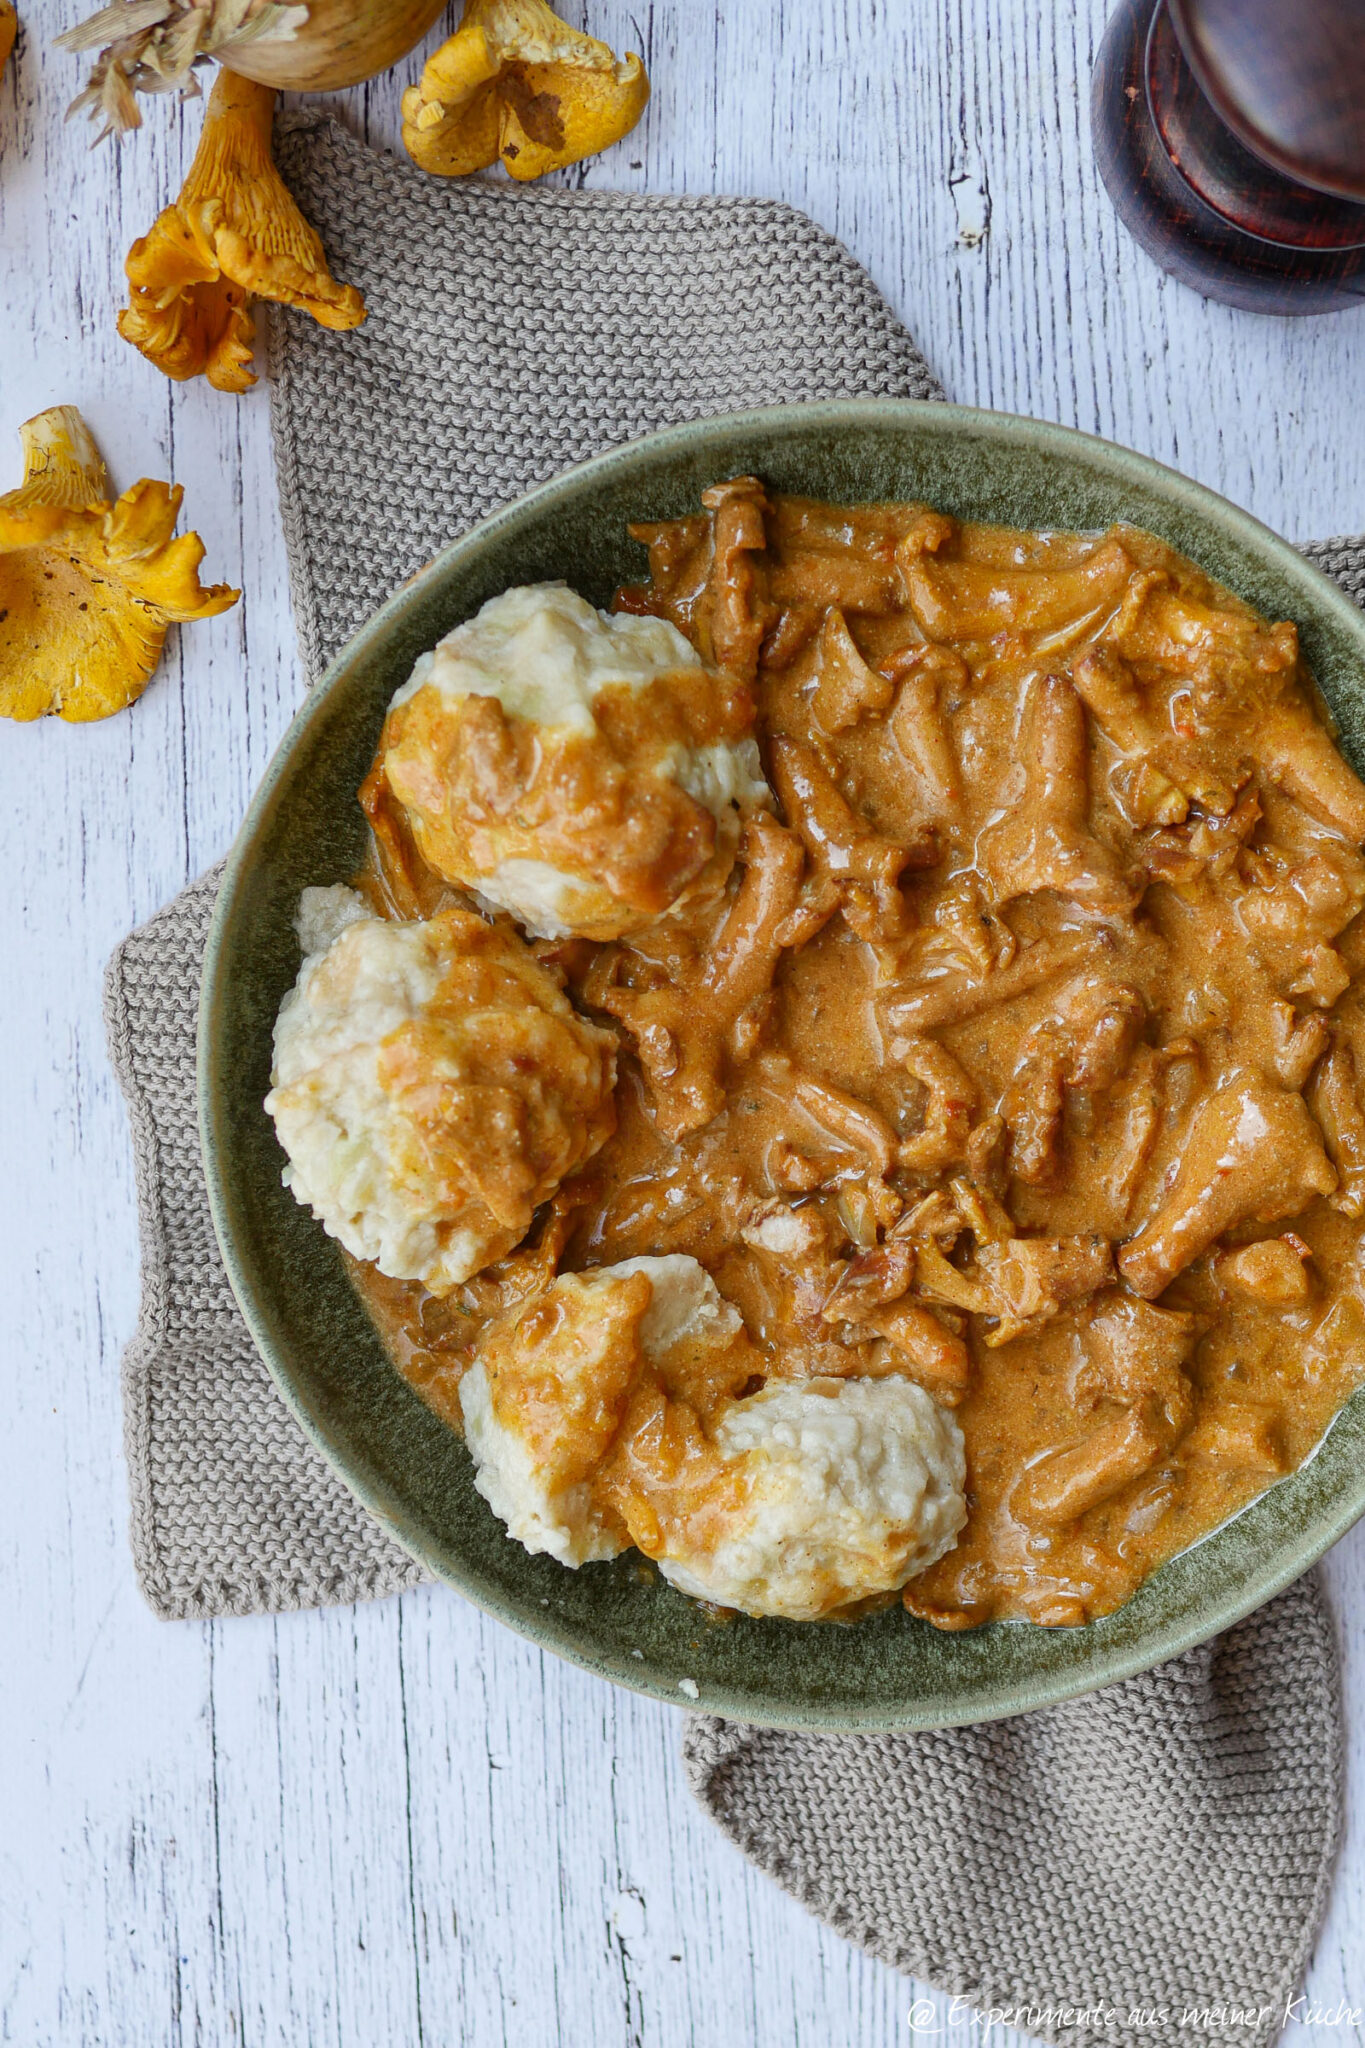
[363,583,770,940]
[266,889,617,1292]
[459,1253,966,1619]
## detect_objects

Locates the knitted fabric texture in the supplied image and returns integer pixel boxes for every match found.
[267,114,943,682]
[103,113,1351,2039]
[684,1571,1341,2048]
[104,861,426,1617]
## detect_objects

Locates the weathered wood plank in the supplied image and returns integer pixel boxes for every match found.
[2,3,1364,2044]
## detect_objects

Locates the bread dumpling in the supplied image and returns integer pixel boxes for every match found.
[460,1253,967,1619]
[367,583,770,940]
[266,888,617,1292]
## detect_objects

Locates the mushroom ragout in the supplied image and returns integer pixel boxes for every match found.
[340,479,1365,1629]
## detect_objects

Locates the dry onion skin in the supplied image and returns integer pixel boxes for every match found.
[119,67,364,392]
[0,3,17,80]
[0,406,238,722]
[57,0,446,138]
[402,0,649,182]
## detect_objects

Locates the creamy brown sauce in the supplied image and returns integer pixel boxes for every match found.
[347,480,1365,1629]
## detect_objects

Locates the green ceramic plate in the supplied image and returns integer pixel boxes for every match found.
[200,399,1365,1730]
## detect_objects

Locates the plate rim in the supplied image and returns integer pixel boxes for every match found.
[199,395,1365,1730]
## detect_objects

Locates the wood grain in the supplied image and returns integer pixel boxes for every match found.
[2,4,1365,2044]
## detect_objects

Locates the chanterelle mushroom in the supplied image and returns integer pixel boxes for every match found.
[999,978,1147,1186]
[975,673,1141,917]
[119,68,365,393]
[0,407,238,723]
[402,0,649,181]
[1118,1070,1337,1298]
[1236,847,1365,1010]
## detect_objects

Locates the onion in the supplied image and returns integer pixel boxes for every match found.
[221,0,449,92]
[59,0,449,134]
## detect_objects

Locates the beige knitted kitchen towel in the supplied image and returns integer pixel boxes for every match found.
[103,112,1350,2041]
[684,1572,1341,2048]
[267,114,941,683]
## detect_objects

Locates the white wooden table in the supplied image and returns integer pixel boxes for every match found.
[4,4,1365,2042]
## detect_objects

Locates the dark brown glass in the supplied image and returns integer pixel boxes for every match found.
[1091,0,1365,315]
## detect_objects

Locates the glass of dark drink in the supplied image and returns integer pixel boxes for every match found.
[1091,0,1365,314]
